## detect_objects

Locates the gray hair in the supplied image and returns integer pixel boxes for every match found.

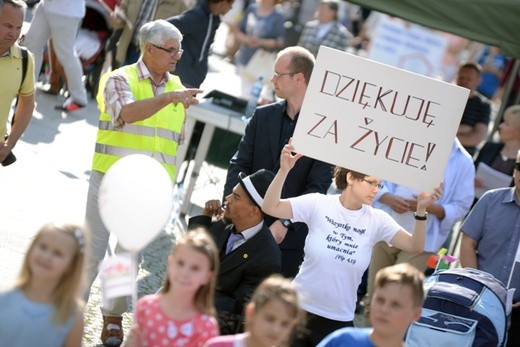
[0,0,27,14]
[139,20,183,53]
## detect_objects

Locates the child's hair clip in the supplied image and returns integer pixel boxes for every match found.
[74,228,85,253]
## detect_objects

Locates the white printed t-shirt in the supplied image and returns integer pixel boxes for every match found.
[290,193,402,321]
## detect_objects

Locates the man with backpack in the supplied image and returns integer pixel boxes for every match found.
[0,0,35,166]
[460,149,520,347]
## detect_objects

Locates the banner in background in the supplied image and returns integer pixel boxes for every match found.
[368,14,448,79]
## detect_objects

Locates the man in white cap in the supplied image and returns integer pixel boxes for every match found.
[189,168,281,334]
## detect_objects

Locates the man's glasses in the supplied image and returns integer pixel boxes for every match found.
[151,43,184,57]
[273,71,296,78]
[515,162,520,171]
[363,179,384,190]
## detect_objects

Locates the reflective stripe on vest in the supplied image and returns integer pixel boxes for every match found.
[98,121,181,142]
[95,143,177,164]
[92,64,184,181]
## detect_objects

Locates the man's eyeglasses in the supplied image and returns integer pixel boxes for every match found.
[363,179,384,190]
[515,162,520,171]
[151,43,184,57]
[273,71,296,78]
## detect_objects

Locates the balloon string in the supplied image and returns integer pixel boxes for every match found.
[131,252,138,313]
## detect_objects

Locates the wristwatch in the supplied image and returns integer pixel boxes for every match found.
[280,219,292,228]
[414,212,428,221]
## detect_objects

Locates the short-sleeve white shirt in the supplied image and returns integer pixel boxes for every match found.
[290,193,401,321]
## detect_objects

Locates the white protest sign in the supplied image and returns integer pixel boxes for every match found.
[292,46,469,192]
[368,15,447,78]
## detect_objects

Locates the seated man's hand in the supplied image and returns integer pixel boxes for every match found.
[203,199,224,219]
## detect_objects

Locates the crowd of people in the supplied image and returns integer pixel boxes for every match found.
[1,0,520,346]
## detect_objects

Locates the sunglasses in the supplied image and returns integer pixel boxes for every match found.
[515,163,520,171]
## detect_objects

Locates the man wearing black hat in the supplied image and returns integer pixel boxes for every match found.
[188,168,281,333]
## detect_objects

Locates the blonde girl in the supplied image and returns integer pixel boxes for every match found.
[0,222,86,347]
[204,274,304,347]
[125,229,220,347]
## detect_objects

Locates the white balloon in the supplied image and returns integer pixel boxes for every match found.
[99,154,174,252]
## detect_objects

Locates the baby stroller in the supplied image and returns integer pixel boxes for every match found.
[79,0,117,98]
[43,0,116,98]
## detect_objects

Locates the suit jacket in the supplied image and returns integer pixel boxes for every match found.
[224,101,333,252]
[188,215,281,315]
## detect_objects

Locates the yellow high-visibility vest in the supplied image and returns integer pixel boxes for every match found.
[92,64,184,181]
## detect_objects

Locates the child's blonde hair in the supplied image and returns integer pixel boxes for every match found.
[246,275,304,338]
[162,228,219,317]
[16,222,86,325]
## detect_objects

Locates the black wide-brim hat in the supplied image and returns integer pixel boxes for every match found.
[238,169,276,208]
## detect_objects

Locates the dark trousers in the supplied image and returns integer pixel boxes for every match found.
[507,307,520,347]
[291,311,354,347]
[279,226,308,278]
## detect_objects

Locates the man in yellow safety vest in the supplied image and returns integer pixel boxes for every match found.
[83,19,202,347]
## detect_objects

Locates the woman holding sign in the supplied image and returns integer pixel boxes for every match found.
[262,140,442,346]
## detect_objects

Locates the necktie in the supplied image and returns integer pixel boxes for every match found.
[226,232,245,254]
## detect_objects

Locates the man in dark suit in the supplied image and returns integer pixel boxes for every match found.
[189,169,281,333]
[223,46,333,278]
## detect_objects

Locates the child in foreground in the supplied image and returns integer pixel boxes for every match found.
[317,263,424,347]
[0,222,86,347]
[125,229,220,347]
[204,274,304,347]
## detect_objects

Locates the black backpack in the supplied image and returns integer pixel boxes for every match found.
[19,46,29,88]
[12,46,29,124]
